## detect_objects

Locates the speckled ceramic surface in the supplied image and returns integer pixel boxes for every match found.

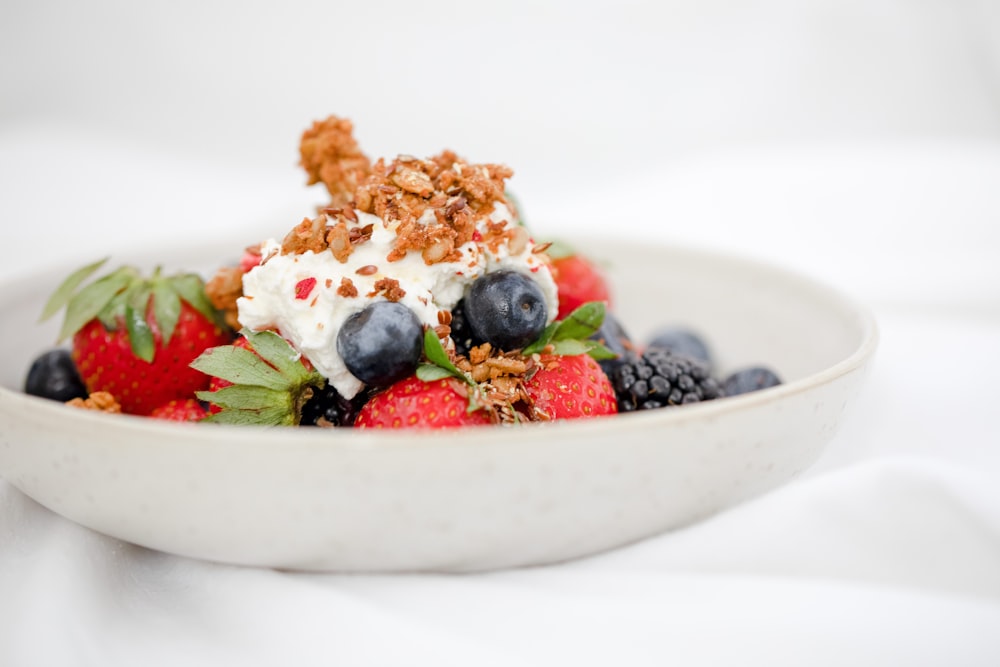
[0,239,877,572]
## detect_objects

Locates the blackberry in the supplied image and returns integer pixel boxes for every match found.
[300,384,369,427]
[448,299,481,358]
[612,348,723,412]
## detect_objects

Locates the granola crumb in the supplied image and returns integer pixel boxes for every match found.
[336,277,359,298]
[67,391,122,414]
[367,277,406,302]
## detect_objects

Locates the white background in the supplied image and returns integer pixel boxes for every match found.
[2,1,1000,664]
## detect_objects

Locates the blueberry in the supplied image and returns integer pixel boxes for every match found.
[337,301,423,387]
[722,366,782,396]
[464,270,548,351]
[24,349,88,402]
[590,312,633,377]
[647,327,713,369]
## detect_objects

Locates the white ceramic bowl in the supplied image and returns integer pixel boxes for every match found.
[0,238,877,572]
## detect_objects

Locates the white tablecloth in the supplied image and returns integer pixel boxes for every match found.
[2,1,1000,664]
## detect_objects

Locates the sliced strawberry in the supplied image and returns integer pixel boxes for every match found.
[150,398,208,422]
[550,254,612,320]
[355,376,493,429]
[524,353,617,420]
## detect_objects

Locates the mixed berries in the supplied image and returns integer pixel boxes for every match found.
[25,246,781,428]
[23,115,784,429]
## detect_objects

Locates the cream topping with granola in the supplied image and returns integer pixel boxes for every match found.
[237,136,557,398]
[32,114,749,429]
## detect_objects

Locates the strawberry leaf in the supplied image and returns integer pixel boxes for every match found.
[584,341,617,361]
[40,257,109,322]
[190,345,289,390]
[549,339,591,357]
[522,302,606,356]
[416,363,454,382]
[548,339,618,360]
[191,333,325,426]
[522,321,559,355]
[242,329,311,381]
[96,282,131,330]
[202,405,296,426]
[58,267,136,341]
[125,303,156,362]
[196,385,290,411]
[423,328,451,367]
[172,273,222,326]
[127,282,152,313]
[552,302,605,341]
[422,329,473,385]
[152,282,182,343]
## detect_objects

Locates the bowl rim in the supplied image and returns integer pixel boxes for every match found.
[0,237,879,452]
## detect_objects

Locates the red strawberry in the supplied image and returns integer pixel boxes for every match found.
[150,398,208,422]
[550,253,612,320]
[355,376,493,429]
[41,259,233,415]
[524,353,617,420]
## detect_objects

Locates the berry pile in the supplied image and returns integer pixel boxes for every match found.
[25,245,781,427]
[23,115,783,429]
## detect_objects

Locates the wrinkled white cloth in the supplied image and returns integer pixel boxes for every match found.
[3,0,1000,663]
[2,458,1000,666]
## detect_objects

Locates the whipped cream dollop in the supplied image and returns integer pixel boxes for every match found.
[237,202,557,398]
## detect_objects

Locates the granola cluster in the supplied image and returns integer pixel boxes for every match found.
[282,145,518,267]
[438,338,559,425]
[299,116,372,208]
[205,265,243,331]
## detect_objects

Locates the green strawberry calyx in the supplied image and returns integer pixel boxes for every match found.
[416,329,485,413]
[522,301,616,360]
[416,329,472,384]
[191,329,326,426]
[40,257,226,363]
